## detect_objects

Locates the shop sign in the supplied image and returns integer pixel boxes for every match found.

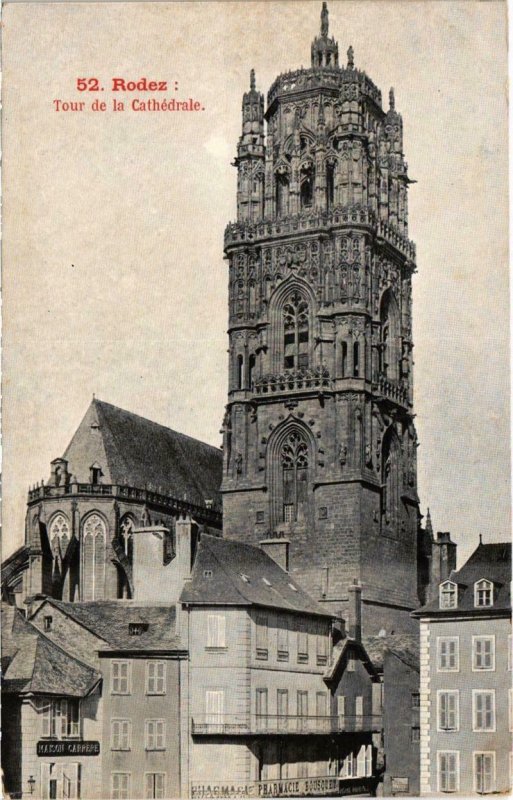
[191,776,340,798]
[37,741,100,756]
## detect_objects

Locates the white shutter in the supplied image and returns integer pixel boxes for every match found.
[356,745,366,777]
[448,639,456,668]
[365,744,372,777]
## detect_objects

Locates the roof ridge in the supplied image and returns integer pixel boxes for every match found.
[94,399,221,454]
[43,599,111,645]
[36,626,100,678]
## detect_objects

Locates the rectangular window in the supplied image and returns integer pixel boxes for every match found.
[411,692,421,708]
[438,751,459,793]
[473,636,495,671]
[297,624,309,663]
[347,656,355,672]
[205,690,224,726]
[277,689,289,730]
[440,582,457,609]
[256,615,268,659]
[473,691,495,732]
[41,699,80,739]
[437,637,459,671]
[474,752,495,794]
[111,719,131,751]
[111,661,131,695]
[277,618,289,661]
[145,773,166,800]
[355,696,363,729]
[283,503,294,522]
[438,691,459,731]
[111,773,130,800]
[316,632,328,666]
[255,688,268,731]
[145,719,166,751]
[297,690,308,721]
[411,726,420,742]
[146,661,166,695]
[337,695,345,727]
[207,615,226,648]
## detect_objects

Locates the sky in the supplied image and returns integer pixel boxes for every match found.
[2,0,509,568]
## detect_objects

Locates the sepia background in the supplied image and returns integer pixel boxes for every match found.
[2,0,509,567]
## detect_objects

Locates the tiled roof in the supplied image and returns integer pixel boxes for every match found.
[2,606,99,697]
[63,399,223,508]
[363,633,420,672]
[413,541,511,615]
[42,599,183,651]
[180,534,333,618]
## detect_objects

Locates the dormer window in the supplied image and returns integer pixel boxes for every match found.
[89,463,103,485]
[129,622,149,636]
[475,579,493,608]
[440,580,457,609]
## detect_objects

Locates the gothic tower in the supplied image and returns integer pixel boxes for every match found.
[222,3,422,633]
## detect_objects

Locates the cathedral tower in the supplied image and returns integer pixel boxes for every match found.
[222,4,421,633]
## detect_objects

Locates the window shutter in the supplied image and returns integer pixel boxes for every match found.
[357,745,366,777]
[337,695,345,720]
[42,702,51,737]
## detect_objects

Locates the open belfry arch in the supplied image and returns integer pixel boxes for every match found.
[221,2,424,633]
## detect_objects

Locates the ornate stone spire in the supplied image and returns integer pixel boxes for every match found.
[389,87,395,111]
[425,507,433,537]
[347,45,354,69]
[250,68,255,91]
[311,2,339,68]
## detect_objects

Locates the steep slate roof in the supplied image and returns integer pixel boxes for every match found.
[62,399,222,508]
[42,599,183,652]
[363,633,420,673]
[180,534,333,618]
[413,541,511,616]
[324,637,379,684]
[2,606,99,697]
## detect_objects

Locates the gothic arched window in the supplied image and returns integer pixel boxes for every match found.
[49,514,70,558]
[281,430,309,523]
[300,164,315,209]
[82,513,106,601]
[276,172,290,218]
[283,293,309,370]
[381,429,401,531]
[380,290,400,381]
[119,516,134,564]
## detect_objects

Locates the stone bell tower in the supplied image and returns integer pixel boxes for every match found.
[221,3,422,633]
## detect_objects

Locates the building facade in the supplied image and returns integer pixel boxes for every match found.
[181,534,382,797]
[413,541,512,795]
[221,2,430,634]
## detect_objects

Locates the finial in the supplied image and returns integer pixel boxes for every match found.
[321,2,329,37]
[250,69,255,91]
[479,533,483,545]
[389,87,395,111]
[425,507,433,536]
[93,392,96,400]
[347,45,354,69]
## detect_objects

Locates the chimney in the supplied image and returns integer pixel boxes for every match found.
[348,579,362,642]
[132,516,198,604]
[260,537,290,572]
[437,531,457,581]
[332,611,346,644]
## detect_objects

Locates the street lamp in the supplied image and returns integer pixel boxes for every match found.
[27,775,36,794]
